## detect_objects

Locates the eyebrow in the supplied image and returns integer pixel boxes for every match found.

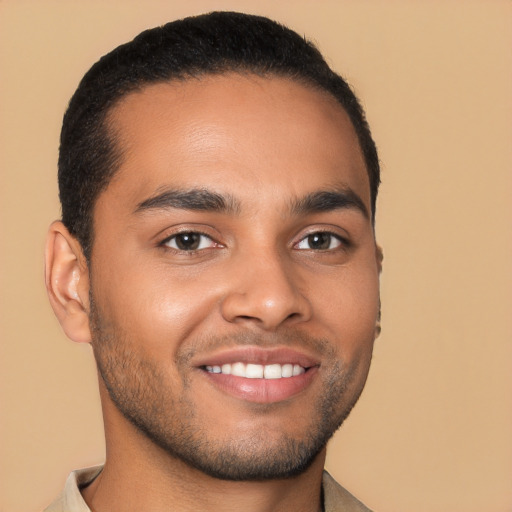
[135,188,240,214]
[134,186,369,219]
[291,189,369,219]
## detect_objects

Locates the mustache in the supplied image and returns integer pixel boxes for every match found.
[176,329,336,365]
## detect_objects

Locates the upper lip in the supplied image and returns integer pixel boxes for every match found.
[193,346,320,369]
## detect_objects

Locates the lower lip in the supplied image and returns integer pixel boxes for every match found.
[201,367,318,404]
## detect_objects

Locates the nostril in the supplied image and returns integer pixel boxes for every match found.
[220,281,312,329]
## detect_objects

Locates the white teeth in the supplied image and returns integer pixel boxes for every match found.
[245,363,264,378]
[205,362,306,379]
[281,364,293,378]
[264,364,282,379]
[231,362,246,377]
[293,364,304,376]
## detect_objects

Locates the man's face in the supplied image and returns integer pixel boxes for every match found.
[88,74,380,480]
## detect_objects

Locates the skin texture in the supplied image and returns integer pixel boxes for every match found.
[46,74,381,512]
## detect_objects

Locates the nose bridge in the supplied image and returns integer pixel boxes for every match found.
[220,244,311,329]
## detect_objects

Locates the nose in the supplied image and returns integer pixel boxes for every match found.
[220,251,312,331]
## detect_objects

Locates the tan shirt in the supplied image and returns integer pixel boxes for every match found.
[44,466,372,512]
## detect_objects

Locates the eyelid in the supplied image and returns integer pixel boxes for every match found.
[293,228,351,251]
[163,233,216,250]
[158,226,223,252]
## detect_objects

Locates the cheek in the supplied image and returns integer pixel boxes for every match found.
[312,267,380,355]
[91,259,221,354]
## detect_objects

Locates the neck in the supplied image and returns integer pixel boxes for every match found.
[83,384,326,512]
[83,458,325,512]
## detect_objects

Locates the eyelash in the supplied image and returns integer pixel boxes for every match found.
[159,230,350,253]
[160,231,219,253]
[294,231,350,251]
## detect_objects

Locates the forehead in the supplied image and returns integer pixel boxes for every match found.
[101,73,370,213]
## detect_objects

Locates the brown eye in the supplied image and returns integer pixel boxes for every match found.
[308,233,331,250]
[296,232,343,251]
[163,232,215,251]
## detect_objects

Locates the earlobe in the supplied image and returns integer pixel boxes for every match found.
[375,244,383,338]
[45,221,92,344]
[376,244,383,273]
[375,303,382,339]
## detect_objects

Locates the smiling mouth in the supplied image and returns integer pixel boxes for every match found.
[204,362,306,379]
[194,346,320,402]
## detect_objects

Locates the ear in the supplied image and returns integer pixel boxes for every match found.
[45,221,91,343]
[376,244,383,273]
[375,244,383,338]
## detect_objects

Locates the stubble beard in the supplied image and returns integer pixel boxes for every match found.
[89,295,370,481]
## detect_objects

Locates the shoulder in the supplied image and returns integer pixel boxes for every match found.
[43,466,103,512]
[322,471,373,512]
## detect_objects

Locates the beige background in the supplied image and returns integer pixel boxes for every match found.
[1,1,511,511]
